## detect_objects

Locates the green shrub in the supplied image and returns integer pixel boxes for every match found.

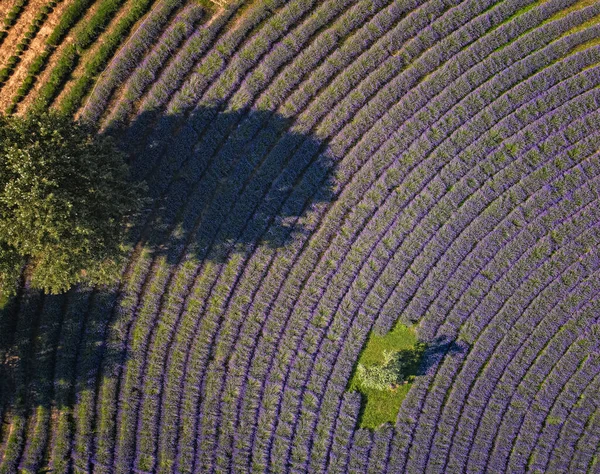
[0,110,146,295]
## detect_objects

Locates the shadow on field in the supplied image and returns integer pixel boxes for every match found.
[110,106,336,263]
[0,106,336,426]
[0,287,122,420]
[417,335,469,376]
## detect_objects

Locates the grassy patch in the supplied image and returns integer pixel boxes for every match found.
[348,323,425,429]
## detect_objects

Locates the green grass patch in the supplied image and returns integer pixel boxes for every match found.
[348,323,425,429]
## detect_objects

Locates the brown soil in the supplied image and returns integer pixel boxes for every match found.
[16,0,106,113]
[0,2,18,21]
[0,0,71,113]
[0,0,50,71]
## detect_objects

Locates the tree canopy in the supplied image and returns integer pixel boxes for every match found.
[0,111,144,295]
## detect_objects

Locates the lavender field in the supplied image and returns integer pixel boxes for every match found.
[0,0,599,472]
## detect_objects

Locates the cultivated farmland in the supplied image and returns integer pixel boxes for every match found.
[0,0,599,472]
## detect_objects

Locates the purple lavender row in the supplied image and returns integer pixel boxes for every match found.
[504,304,600,473]
[128,0,280,179]
[76,2,250,462]
[434,127,600,342]
[163,0,331,156]
[121,0,241,126]
[545,371,600,472]
[513,347,600,474]
[80,0,190,124]
[0,284,43,473]
[331,4,600,186]
[466,274,600,474]
[68,290,120,473]
[132,261,201,473]
[570,407,600,472]
[323,392,361,474]
[135,93,324,474]
[89,258,153,470]
[86,191,184,472]
[47,289,91,473]
[272,25,600,462]
[234,0,414,114]
[428,182,600,473]
[296,1,600,330]
[111,260,172,473]
[228,0,388,112]
[303,385,352,472]
[244,0,540,460]
[16,295,65,473]
[189,136,334,471]
[304,336,375,472]
[387,336,471,474]
[308,0,535,141]
[139,0,279,116]
[366,424,394,473]
[281,324,367,472]
[493,292,600,473]
[556,375,600,473]
[399,85,600,340]
[98,3,205,129]
[199,0,362,107]
[533,353,600,472]
[453,271,600,473]
[270,0,454,120]
[347,429,373,474]
[130,266,197,472]
[228,198,330,472]
[449,149,600,472]
[375,54,600,334]
[125,114,290,470]
[299,0,515,143]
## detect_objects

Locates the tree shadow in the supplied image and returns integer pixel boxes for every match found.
[108,106,336,264]
[417,335,469,376]
[0,104,337,460]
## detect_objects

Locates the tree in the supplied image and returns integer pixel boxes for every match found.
[357,343,426,391]
[0,111,145,295]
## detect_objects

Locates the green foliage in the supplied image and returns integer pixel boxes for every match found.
[0,111,145,295]
[348,323,426,429]
[356,346,425,391]
[356,350,401,390]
